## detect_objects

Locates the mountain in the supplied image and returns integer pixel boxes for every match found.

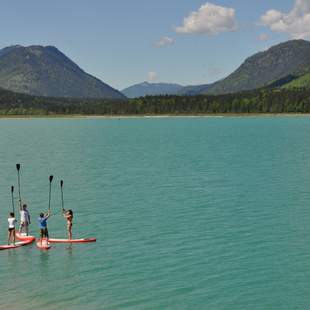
[0,45,125,99]
[122,82,183,98]
[197,40,310,95]
[178,84,211,96]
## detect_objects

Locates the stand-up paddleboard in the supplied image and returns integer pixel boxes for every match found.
[48,237,96,243]
[58,181,96,244]
[16,232,36,241]
[0,237,35,250]
[36,239,51,250]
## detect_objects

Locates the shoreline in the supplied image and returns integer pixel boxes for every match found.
[1,113,310,119]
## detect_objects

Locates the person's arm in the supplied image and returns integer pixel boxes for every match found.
[45,210,51,219]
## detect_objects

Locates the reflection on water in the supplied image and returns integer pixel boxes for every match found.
[65,244,73,254]
[7,249,18,272]
[39,250,50,270]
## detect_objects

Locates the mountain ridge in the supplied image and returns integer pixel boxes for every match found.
[0,45,125,99]
[198,40,310,95]
[122,81,183,98]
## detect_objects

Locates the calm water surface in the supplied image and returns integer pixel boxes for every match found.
[1,117,310,309]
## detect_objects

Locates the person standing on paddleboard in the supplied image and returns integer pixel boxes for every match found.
[8,212,16,245]
[19,204,31,236]
[38,210,50,245]
[62,209,73,240]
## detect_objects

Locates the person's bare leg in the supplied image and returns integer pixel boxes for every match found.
[69,225,72,239]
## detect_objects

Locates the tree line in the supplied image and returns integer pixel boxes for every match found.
[0,87,310,115]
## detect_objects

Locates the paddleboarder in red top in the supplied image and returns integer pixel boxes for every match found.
[60,180,73,239]
[63,209,73,239]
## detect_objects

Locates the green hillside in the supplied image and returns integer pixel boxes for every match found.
[195,40,310,95]
[282,73,310,90]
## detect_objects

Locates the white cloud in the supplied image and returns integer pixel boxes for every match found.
[258,33,269,41]
[260,0,310,39]
[155,36,175,47]
[148,72,157,82]
[175,2,237,35]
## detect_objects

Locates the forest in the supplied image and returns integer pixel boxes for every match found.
[0,87,310,115]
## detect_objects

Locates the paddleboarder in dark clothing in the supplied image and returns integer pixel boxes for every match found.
[38,210,50,245]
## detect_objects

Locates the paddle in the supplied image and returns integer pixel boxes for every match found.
[48,175,53,211]
[16,163,21,208]
[11,186,15,214]
[60,180,64,212]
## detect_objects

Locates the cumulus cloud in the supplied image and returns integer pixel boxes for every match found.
[175,2,237,35]
[260,0,310,39]
[258,33,269,41]
[155,36,175,47]
[148,72,157,82]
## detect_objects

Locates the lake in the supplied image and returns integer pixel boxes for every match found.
[1,116,310,309]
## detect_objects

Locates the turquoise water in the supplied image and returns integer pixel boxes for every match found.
[1,117,310,309]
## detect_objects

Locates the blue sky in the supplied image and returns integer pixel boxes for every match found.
[0,0,306,90]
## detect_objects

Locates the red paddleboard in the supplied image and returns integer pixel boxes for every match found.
[48,237,96,243]
[36,239,51,250]
[16,232,36,241]
[0,237,35,250]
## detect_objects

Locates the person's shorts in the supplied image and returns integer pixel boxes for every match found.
[21,221,29,226]
[40,228,49,238]
[8,227,15,232]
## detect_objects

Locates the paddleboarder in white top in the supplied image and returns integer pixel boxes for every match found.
[19,203,31,236]
[8,212,16,245]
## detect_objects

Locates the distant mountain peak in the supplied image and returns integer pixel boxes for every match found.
[122,82,183,98]
[141,81,150,86]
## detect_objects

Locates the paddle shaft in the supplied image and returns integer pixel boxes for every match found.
[48,175,53,211]
[60,180,64,211]
[16,164,21,208]
[11,186,15,214]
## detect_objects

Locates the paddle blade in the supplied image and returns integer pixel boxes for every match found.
[16,163,20,171]
[60,180,63,187]
[49,175,54,183]
[11,186,14,193]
